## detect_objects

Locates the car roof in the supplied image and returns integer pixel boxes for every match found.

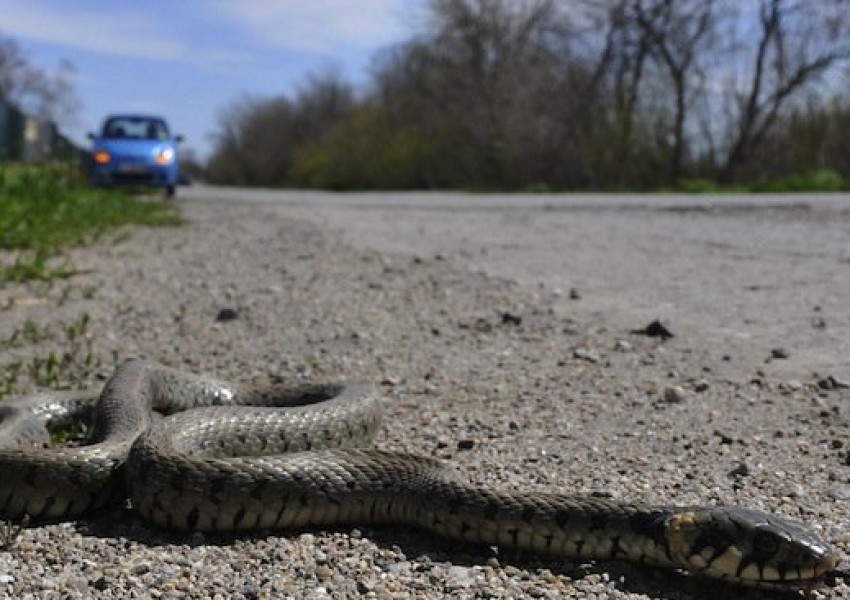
[103,114,169,123]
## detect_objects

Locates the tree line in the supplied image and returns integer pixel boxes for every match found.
[207,0,850,191]
[0,33,80,129]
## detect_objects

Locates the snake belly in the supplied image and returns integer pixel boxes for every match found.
[0,359,841,590]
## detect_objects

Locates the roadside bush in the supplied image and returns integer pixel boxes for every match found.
[676,179,720,193]
[289,105,437,190]
[750,169,846,193]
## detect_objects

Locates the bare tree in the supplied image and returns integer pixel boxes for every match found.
[206,95,265,185]
[719,0,850,181]
[292,70,355,141]
[206,73,355,186]
[632,0,717,184]
[0,34,28,101]
[0,32,81,128]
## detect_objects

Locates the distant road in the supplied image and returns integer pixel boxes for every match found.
[183,185,850,378]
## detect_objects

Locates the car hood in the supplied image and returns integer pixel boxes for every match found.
[94,138,175,158]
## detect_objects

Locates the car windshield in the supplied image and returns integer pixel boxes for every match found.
[101,117,170,141]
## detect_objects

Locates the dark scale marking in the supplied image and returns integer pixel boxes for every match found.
[608,536,624,559]
[693,528,730,564]
[543,533,554,550]
[23,469,37,488]
[447,498,461,516]
[736,559,753,579]
[274,500,288,526]
[521,506,537,523]
[298,493,310,507]
[66,497,84,518]
[42,496,56,517]
[574,539,585,557]
[554,510,570,530]
[460,521,472,535]
[186,507,199,530]
[0,488,13,512]
[589,513,608,532]
[628,511,671,558]
[507,528,518,548]
[484,505,498,521]
[249,485,265,500]
[346,480,356,490]
[208,477,227,504]
[232,507,246,529]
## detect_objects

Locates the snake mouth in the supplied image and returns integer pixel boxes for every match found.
[736,556,843,592]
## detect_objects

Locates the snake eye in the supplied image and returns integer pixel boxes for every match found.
[752,531,780,556]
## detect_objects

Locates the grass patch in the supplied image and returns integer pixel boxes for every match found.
[0,313,99,400]
[0,164,182,282]
[0,514,29,549]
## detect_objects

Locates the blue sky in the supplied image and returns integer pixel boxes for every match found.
[0,1,426,159]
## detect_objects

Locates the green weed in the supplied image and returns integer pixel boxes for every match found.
[0,164,183,284]
[0,514,29,549]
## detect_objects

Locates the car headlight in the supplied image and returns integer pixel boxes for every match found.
[94,150,111,164]
[154,147,175,165]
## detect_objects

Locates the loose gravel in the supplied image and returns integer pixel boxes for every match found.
[1,199,848,599]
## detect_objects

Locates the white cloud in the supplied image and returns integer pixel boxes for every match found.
[212,0,420,55]
[0,3,185,60]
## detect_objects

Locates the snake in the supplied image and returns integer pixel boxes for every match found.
[0,359,841,592]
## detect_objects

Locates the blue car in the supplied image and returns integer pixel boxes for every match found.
[89,114,183,197]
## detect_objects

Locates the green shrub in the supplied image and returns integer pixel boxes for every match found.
[289,105,437,190]
[750,169,846,192]
[677,179,720,193]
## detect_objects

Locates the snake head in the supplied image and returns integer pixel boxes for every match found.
[664,507,840,591]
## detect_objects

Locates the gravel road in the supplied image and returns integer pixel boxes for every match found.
[1,192,849,599]
[184,186,850,379]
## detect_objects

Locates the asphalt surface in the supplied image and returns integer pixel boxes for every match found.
[183,186,850,379]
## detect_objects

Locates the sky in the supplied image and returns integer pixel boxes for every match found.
[0,1,426,160]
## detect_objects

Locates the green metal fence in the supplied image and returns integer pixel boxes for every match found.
[0,100,25,161]
[0,99,88,168]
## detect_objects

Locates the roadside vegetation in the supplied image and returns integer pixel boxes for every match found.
[0,164,182,283]
[0,164,182,402]
[206,0,850,192]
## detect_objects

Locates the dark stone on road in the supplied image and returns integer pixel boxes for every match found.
[215,308,239,322]
[631,320,673,340]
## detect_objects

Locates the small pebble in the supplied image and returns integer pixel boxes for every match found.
[215,308,239,322]
[457,439,475,451]
[663,385,687,403]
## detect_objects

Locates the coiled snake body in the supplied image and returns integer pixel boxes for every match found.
[0,360,840,591]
